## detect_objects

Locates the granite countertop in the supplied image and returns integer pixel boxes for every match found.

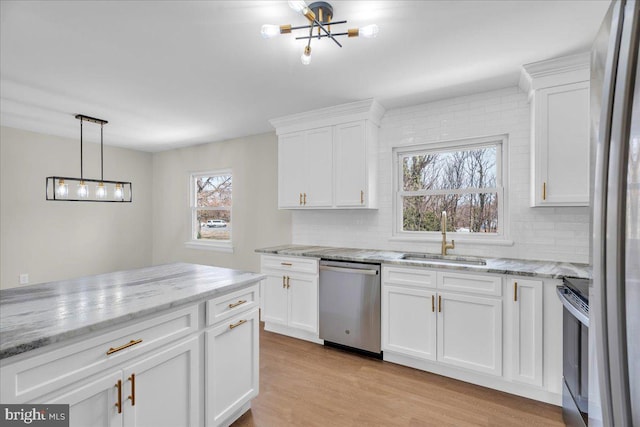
[0,263,264,360]
[256,245,591,280]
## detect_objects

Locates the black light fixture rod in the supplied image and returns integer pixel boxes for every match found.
[100,123,104,181]
[290,20,346,30]
[80,117,83,180]
[307,23,313,49]
[296,32,349,40]
[312,19,342,47]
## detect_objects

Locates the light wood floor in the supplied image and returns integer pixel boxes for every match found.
[233,323,565,426]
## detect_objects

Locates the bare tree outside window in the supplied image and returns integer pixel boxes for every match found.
[191,172,232,242]
[397,140,502,235]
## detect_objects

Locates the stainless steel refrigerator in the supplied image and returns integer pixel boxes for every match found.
[591,0,639,425]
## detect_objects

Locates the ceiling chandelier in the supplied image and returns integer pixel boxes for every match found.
[46,114,132,202]
[261,1,379,65]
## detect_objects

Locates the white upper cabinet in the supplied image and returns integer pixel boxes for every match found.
[278,127,333,208]
[521,53,591,207]
[270,99,384,210]
[334,121,378,208]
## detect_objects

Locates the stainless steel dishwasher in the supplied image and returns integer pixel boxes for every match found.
[319,260,381,357]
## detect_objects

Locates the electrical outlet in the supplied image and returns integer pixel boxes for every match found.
[19,273,29,285]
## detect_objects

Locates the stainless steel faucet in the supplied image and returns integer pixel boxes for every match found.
[441,211,455,256]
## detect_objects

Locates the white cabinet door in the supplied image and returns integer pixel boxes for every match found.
[278,132,306,208]
[47,371,123,427]
[382,285,437,361]
[288,274,318,333]
[206,308,259,427]
[334,121,367,207]
[261,275,289,326]
[510,278,543,386]
[437,292,502,376]
[123,337,200,427]
[304,127,333,207]
[532,81,590,206]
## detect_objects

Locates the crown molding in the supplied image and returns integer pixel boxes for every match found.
[269,99,386,135]
[519,52,591,98]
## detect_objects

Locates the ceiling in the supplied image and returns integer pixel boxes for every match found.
[0,0,610,152]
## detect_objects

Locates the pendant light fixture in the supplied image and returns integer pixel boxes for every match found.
[46,114,132,202]
[261,1,378,65]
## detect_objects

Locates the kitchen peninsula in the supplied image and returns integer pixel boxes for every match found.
[0,263,264,427]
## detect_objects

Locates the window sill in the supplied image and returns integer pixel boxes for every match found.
[389,235,514,247]
[184,241,234,253]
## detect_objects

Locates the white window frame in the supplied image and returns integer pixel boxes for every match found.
[392,134,511,245]
[184,169,233,253]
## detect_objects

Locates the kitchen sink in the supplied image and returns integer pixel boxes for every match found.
[400,253,487,266]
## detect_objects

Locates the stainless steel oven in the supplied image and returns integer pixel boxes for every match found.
[557,277,590,426]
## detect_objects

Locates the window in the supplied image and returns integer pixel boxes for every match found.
[188,170,232,251]
[394,136,506,239]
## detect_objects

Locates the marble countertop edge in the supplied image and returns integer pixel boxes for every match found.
[0,264,265,360]
[255,245,591,280]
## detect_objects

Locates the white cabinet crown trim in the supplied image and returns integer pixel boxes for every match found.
[519,52,590,98]
[269,99,385,135]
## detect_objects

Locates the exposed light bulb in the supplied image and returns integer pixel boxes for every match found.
[56,179,68,197]
[359,24,379,38]
[96,182,107,199]
[288,0,307,13]
[77,181,88,198]
[261,24,280,39]
[114,183,123,200]
[301,46,311,65]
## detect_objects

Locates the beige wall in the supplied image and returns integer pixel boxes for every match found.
[151,132,291,273]
[0,126,153,289]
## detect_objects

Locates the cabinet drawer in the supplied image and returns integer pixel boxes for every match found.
[206,284,259,326]
[382,265,436,289]
[438,271,502,296]
[261,255,318,275]
[0,304,198,403]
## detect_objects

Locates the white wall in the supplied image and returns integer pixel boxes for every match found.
[0,126,153,289]
[151,132,291,273]
[292,87,590,263]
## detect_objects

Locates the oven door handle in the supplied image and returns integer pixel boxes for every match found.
[556,287,589,327]
[320,265,379,276]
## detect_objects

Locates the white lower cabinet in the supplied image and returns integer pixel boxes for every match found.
[509,277,543,386]
[260,255,319,342]
[382,265,560,405]
[48,371,123,427]
[1,284,261,427]
[206,308,259,427]
[382,285,436,361]
[46,337,200,427]
[382,267,501,376]
[437,292,502,376]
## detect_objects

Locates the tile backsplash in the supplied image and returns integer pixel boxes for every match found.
[292,87,590,264]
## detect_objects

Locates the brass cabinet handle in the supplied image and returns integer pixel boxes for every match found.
[107,339,143,355]
[128,373,136,406]
[431,295,435,312]
[115,380,122,414]
[286,276,290,289]
[303,193,307,205]
[282,276,286,288]
[229,319,247,329]
[228,299,247,309]
[280,262,292,266]
[438,295,442,313]
[514,282,518,302]
[361,190,364,205]
[299,193,303,205]
[543,182,546,200]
